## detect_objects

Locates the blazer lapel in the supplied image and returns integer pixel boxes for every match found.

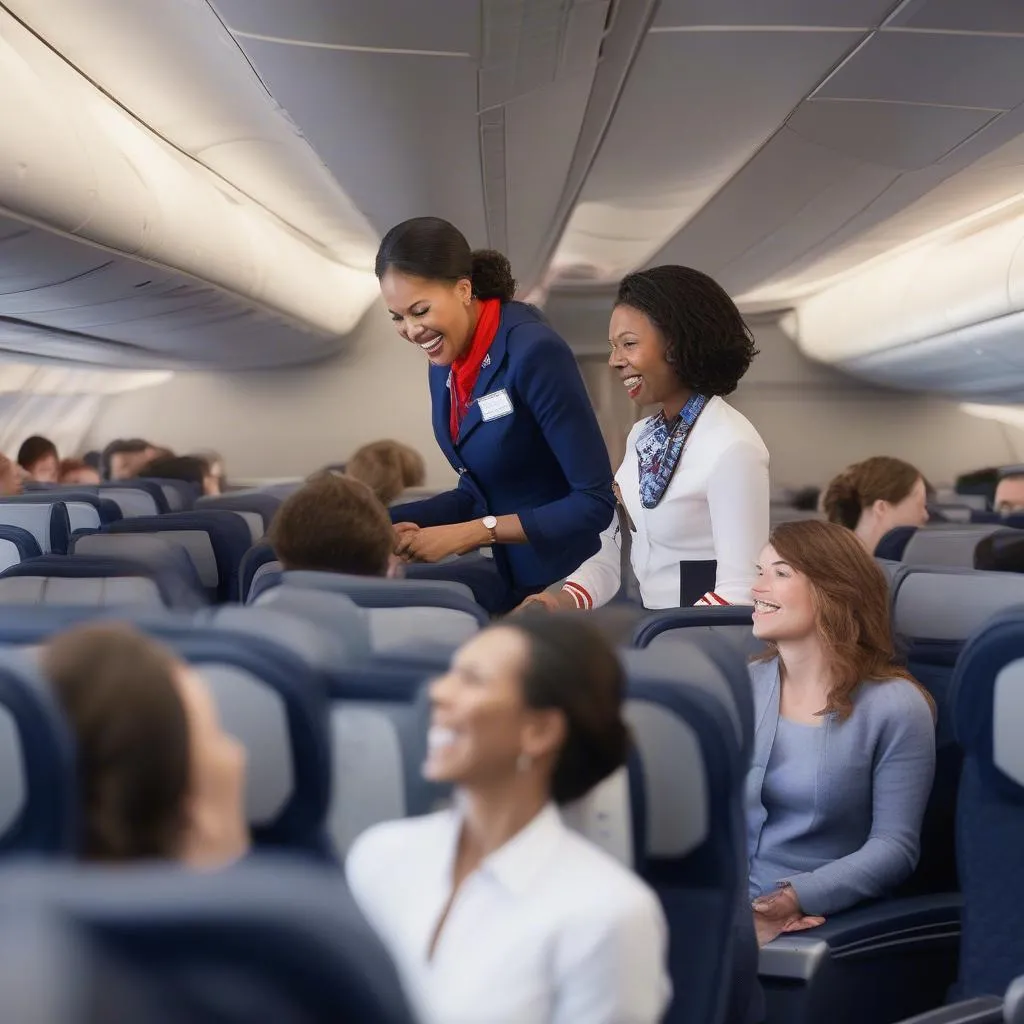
[429,367,459,467]
[456,327,510,447]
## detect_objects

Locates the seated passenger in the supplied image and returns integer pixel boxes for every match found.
[42,623,249,867]
[822,456,929,553]
[268,472,400,578]
[138,454,220,497]
[956,466,1001,509]
[0,454,23,496]
[58,458,102,487]
[518,265,769,612]
[994,471,1024,515]
[188,449,226,493]
[102,438,163,481]
[346,615,670,1023]
[346,439,426,506]
[747,520,936,945]
[16,435,59,483]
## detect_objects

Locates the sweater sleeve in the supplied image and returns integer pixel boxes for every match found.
[514,338,616,555]
[560,517,623,610]
[784,686,937,917]
[697,439,770,606]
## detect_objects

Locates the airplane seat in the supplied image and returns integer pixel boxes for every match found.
[0,555,207,610]
[69,533,207,604]
[969,511,1002,524]
[196,492,281,536]
[0,860,417,1024]
[97,481,170,517]
[0,651,74,855]
[633,605,761,661]
[96,512,253,603]
[239,541,276,602]
[0,906,195,1024]
[137,477,197,513]
[256,571,487,652]
[876,557,905,586]
[0,525,41,573]
[0,492,122,533]
[202,598,373,672]
[890,566,1024,896]
[0,500,71,554]
[164,630,333,860]
[882,525,1016,568]
[947,606,1024,1001]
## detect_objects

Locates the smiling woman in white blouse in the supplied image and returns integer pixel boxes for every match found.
[519,265,769,613]
[344,615,671,1024]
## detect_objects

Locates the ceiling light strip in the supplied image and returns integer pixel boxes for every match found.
[229,30,471,58]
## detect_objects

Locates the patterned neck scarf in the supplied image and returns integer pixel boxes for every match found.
[635,393,708,509]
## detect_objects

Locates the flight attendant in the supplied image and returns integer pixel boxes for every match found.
[376,217,615,615]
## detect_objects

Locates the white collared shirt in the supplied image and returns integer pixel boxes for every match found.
[563,396,770,610]
[345,803,672,1024]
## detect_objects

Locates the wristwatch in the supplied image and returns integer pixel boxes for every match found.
[482,515,498,545]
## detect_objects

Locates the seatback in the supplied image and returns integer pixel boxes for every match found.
[99,512,253,602]
[0,555,206,610]
[0,860,417,1024]
[634,605,761,662]
[950,608,1024,999]
[240,542,277,602]
[258,571,486,651]
[0,651,75,854]
[196,492,281,536]
[98,481,169,517]
[891,567,1024,894]
[159,630,332,858]
[138,478,196,513]
[0,492,121,533]
[879,524,1015,567]
[0,525,41,573]
[0,500,71,554]
[70,534,206,603]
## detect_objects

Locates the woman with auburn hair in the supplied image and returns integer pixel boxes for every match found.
[746,520,935,946]
[822,456,929,553]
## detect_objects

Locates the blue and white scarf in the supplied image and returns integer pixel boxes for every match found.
[635,393,708,509]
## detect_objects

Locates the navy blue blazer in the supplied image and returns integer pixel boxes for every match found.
[392,301,615,591]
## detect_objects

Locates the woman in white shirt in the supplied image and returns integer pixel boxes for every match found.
[520,265,769,612]
[345,615,671,1024]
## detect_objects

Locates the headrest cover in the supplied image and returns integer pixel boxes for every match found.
[901,525,1004,567]
[894,568,1024,641]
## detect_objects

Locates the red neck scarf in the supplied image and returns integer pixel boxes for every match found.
[449,298,501,440]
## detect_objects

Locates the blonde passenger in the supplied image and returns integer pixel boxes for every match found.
[346,439,426,506]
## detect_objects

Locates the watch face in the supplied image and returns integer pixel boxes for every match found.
[483,516,497,529]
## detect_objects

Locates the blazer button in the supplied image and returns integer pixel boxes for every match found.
[458,467,466,475]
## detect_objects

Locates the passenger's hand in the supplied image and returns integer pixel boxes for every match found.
[513,591,577,614]
[752,887,825,946]
[395,524,477,564]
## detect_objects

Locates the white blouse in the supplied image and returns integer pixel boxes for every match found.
[345,803,671,1024]
[562,396,769,610]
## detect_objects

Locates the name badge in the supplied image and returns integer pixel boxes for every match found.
[477,389,513,421]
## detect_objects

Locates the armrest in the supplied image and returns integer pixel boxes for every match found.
[759,893,962,981]
[893,997,1003,1024]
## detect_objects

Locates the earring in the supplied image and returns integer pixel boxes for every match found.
[516,752,533,773]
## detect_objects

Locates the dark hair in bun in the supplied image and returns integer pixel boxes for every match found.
[375,217,516,302]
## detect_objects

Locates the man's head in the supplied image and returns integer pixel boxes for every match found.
[995,472,1024,515]
[268,473,394,577]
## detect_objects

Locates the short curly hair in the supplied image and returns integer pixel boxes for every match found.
[616,266,758,396]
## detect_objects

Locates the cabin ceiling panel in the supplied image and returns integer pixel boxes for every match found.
[654,0,898,28]
[230,38,488,244]
[550,27,863,279]
[816,32,1024,111]
[888,0,1024,34]
[212,0,481,57]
